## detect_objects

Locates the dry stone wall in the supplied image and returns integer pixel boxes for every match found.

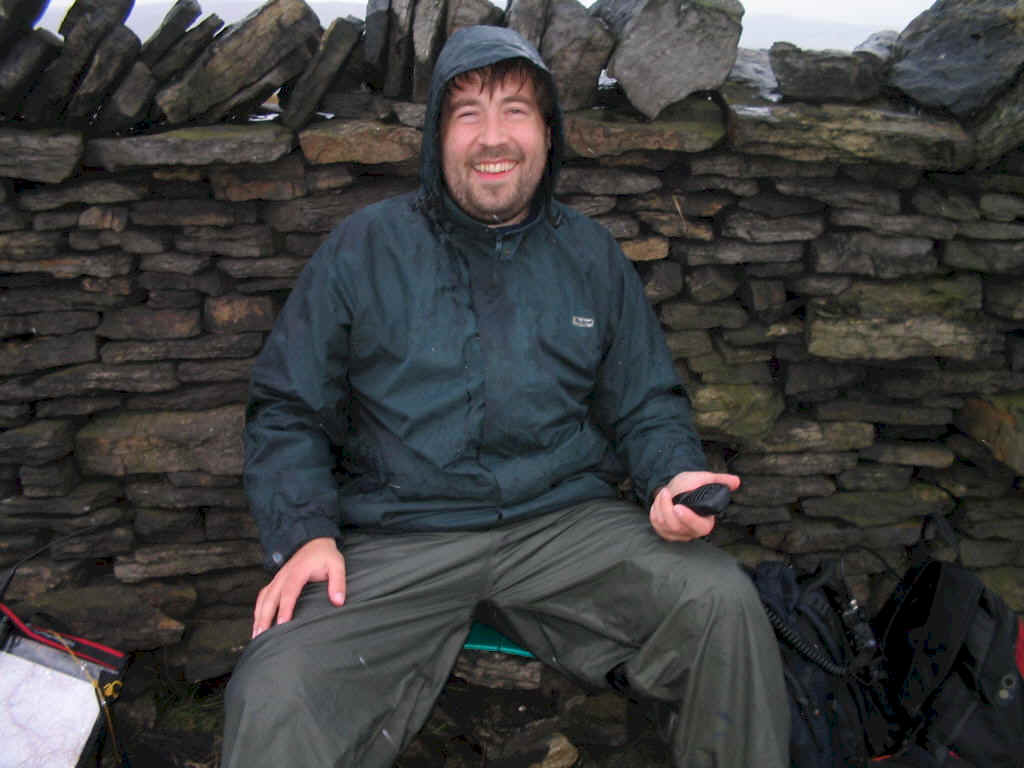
[0,0,1022,685]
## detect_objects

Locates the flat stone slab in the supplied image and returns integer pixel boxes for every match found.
[692,383,785,439]
[0,481,121,523]
[85,124,296,170]
[20,2,128,122]
[807,306,1004,362]
[16,582,191,650]
[99,333,263,365]
[264,178,417,232]
[564,98,724,158]
[728,102,974,170]
[0,419,76,465]
[801,483,954,527]
[140,0,202,68]
[150,13,224,83]
[742,418,875,454]
[770,42,884,104]
[299,119,421,164]
[281,17,362,130]
[410,0,446,102]
[0,28,62,113]
[0,331,97,377]
[0,362,179,401]
[75,404,244,477]
[824,275,983,319]
[154,0,320,123]
[114,541,262,583]
[65,24,141,122]
[0,127,83,183]
[956,394,1024,475]
[93,60,158,134]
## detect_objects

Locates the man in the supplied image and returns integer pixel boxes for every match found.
[223,25,788,768]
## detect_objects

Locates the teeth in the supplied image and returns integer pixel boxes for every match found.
[475,161,516,173]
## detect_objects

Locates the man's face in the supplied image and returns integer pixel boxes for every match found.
[440,70,551,228]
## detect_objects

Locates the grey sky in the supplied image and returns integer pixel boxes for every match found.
[40,0,938,51]
[739,0,932,27]
[59,0,937,27]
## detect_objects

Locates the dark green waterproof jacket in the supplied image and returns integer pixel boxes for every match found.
[244,26,707,568]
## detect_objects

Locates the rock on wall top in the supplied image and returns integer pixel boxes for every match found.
[0,0,1021,171]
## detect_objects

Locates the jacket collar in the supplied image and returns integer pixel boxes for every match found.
[441,191,543,256]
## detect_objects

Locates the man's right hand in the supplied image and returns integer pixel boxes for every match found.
[252,537,346,638]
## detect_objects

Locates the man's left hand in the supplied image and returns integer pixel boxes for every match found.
[649,471,741,542]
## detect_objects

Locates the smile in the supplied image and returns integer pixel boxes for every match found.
[473,161,517,174]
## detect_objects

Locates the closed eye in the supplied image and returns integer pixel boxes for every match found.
[505,103,533,117]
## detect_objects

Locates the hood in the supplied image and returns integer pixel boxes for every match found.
[418,25,566,225]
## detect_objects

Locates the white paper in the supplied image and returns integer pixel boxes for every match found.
[0,650,100,768]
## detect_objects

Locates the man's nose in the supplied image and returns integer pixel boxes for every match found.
[478,110,507,146]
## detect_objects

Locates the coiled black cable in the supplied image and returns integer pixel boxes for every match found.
[763,603,849,677]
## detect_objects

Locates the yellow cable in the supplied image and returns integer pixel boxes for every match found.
[53,632,124,763]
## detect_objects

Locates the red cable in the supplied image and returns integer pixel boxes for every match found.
[1,603,124,672]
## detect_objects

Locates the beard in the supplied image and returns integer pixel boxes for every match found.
[443,146,546,227]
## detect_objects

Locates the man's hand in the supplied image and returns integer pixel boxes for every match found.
[649,471,741,542]
[252,537,346,638]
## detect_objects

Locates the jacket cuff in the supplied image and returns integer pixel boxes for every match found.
[263,516,343,570]
[644,464,710,509]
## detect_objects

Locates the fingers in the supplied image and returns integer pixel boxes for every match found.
[709,472,741,492]
[274,571,304,625]
[251,571,307,638]
[667,470,740,494]
[252,579,280,638]
[250,537,346,639]
[649,483,715,542]
[327,555,347,606]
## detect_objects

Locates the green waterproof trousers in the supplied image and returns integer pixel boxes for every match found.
[222,500,789,767]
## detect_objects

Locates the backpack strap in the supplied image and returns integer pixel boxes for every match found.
[891,561,984,715]
[1016,618,1024,678]
[909,514,963,567]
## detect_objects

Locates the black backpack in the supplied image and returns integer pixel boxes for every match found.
[874,557,1024,768]
[751,560,899,768]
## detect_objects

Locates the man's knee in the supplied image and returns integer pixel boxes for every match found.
[665,542,752,596]
[658,546,765,628]
[704,555,761,610]
[226,637,314,717]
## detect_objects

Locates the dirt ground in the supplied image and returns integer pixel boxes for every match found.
[97,652,227,768]
[94,649,673,768]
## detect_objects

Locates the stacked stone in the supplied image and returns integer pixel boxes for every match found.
[0,0,322,132]
[2,0,1023,166]
[0,1,1022,754]
[2,86,1022,679]
[0,119,425,677]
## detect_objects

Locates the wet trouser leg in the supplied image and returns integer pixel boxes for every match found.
[221,529,489,767]
[222,499,789,768]
[485,499,790,768]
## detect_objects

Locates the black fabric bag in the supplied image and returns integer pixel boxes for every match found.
[751,560,899,768]
[874,557,1024,768]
